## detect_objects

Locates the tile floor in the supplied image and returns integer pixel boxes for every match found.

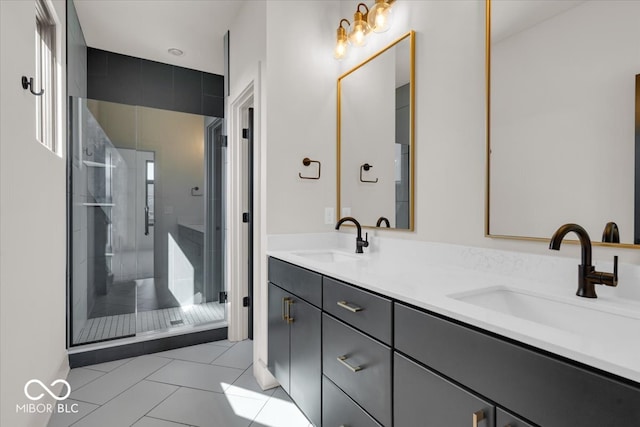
[49,340,312,427]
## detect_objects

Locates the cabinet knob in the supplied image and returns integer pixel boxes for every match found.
[472,410,485,427]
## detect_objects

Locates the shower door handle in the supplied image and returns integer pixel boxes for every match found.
[144,205,150,236]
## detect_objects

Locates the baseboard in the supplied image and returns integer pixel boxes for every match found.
[254,358,279,391]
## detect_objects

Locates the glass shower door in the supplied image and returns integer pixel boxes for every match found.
[69,97,138,345]
[69,97,228,346]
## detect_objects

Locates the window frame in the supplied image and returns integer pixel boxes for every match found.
[35,0,57,152]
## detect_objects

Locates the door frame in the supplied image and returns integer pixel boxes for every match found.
[228,62,274,389]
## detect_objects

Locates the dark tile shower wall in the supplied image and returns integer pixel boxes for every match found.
[87,48,224,118]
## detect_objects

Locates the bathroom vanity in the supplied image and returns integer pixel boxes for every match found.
[266,237,640,427]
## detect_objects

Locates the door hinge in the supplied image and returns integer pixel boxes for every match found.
[242,128,249,139]
[242,212,250,223]
[219,135,228,147]
[219,291,228,303]
[243,296,251,307]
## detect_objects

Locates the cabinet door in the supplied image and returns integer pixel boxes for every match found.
[290,296,322,427]
[394,353,495,427]
[496,408,534,427]
[267,283,290,393]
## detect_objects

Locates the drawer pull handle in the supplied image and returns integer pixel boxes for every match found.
[472,410,485,427]
[282,297,289,321]
[286,299,294,324]
[337,300,362,313]
[337,355,362,373]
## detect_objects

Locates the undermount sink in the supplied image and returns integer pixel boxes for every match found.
[291,250,362,263]
[449,286,640,338]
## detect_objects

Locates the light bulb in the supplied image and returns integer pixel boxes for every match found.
[334,39,347,59]
[334,23,349,60]
[367,0,393,33]
[348,8,370,47]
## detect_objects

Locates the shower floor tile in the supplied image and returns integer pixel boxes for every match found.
[74,302,225,345]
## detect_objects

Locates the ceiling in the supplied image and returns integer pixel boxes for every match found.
[73,0,247,75]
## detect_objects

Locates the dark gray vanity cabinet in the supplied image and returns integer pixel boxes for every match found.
[267,257,640,427]
[322,314,392,427]
[267,283,290,392]
[322,277,392,345]
[394,302,640,427]
[496,409,534,427]
[394,352,494,427]
[267,258,322,427]
[322,375,382,427]
[322,277,393,427]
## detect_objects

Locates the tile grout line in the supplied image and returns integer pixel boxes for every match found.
[67,369,107,393]
[65,340,244,426]
[67,353,186,426]
[79,356,137,375]
[145,415,193,426]
[70,354,174,422]
[130,385,183,427]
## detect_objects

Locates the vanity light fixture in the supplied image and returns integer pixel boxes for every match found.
[349,3,371,47]
[368,0,395,33]
[334,19,350,60]
[334,0,397,59]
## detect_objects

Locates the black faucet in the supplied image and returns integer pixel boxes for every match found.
[376,216,390,228]
[602,222,620,243]
[335,217,369,253]
[549,223,618,298]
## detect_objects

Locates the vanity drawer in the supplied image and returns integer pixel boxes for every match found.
[394,352,494,427]
[322,375,382,427]
[394,302,640,427]
[323,277,392,345]
[496,408,535,427]
[268,257,322,307]
[322,314,392,427]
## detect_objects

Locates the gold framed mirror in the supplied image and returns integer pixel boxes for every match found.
[337,30,415,230]
[486,0,640,248]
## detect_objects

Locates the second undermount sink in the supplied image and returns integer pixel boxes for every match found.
[449,286,640,338]
[291,250,362,263]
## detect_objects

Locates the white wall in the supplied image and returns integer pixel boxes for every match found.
[265,1,342,234]
[0,1,69,426]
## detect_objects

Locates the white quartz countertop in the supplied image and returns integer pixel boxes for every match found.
[267,234,640,384]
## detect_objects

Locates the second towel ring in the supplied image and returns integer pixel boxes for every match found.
[360,163,378,183]
[299,157,321,180]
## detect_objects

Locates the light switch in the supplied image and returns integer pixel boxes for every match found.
[164,206,174,215]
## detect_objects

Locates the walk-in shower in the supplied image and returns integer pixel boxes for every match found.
[68,97,227,346]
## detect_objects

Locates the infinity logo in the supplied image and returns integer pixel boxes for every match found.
[24,379,71,401]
